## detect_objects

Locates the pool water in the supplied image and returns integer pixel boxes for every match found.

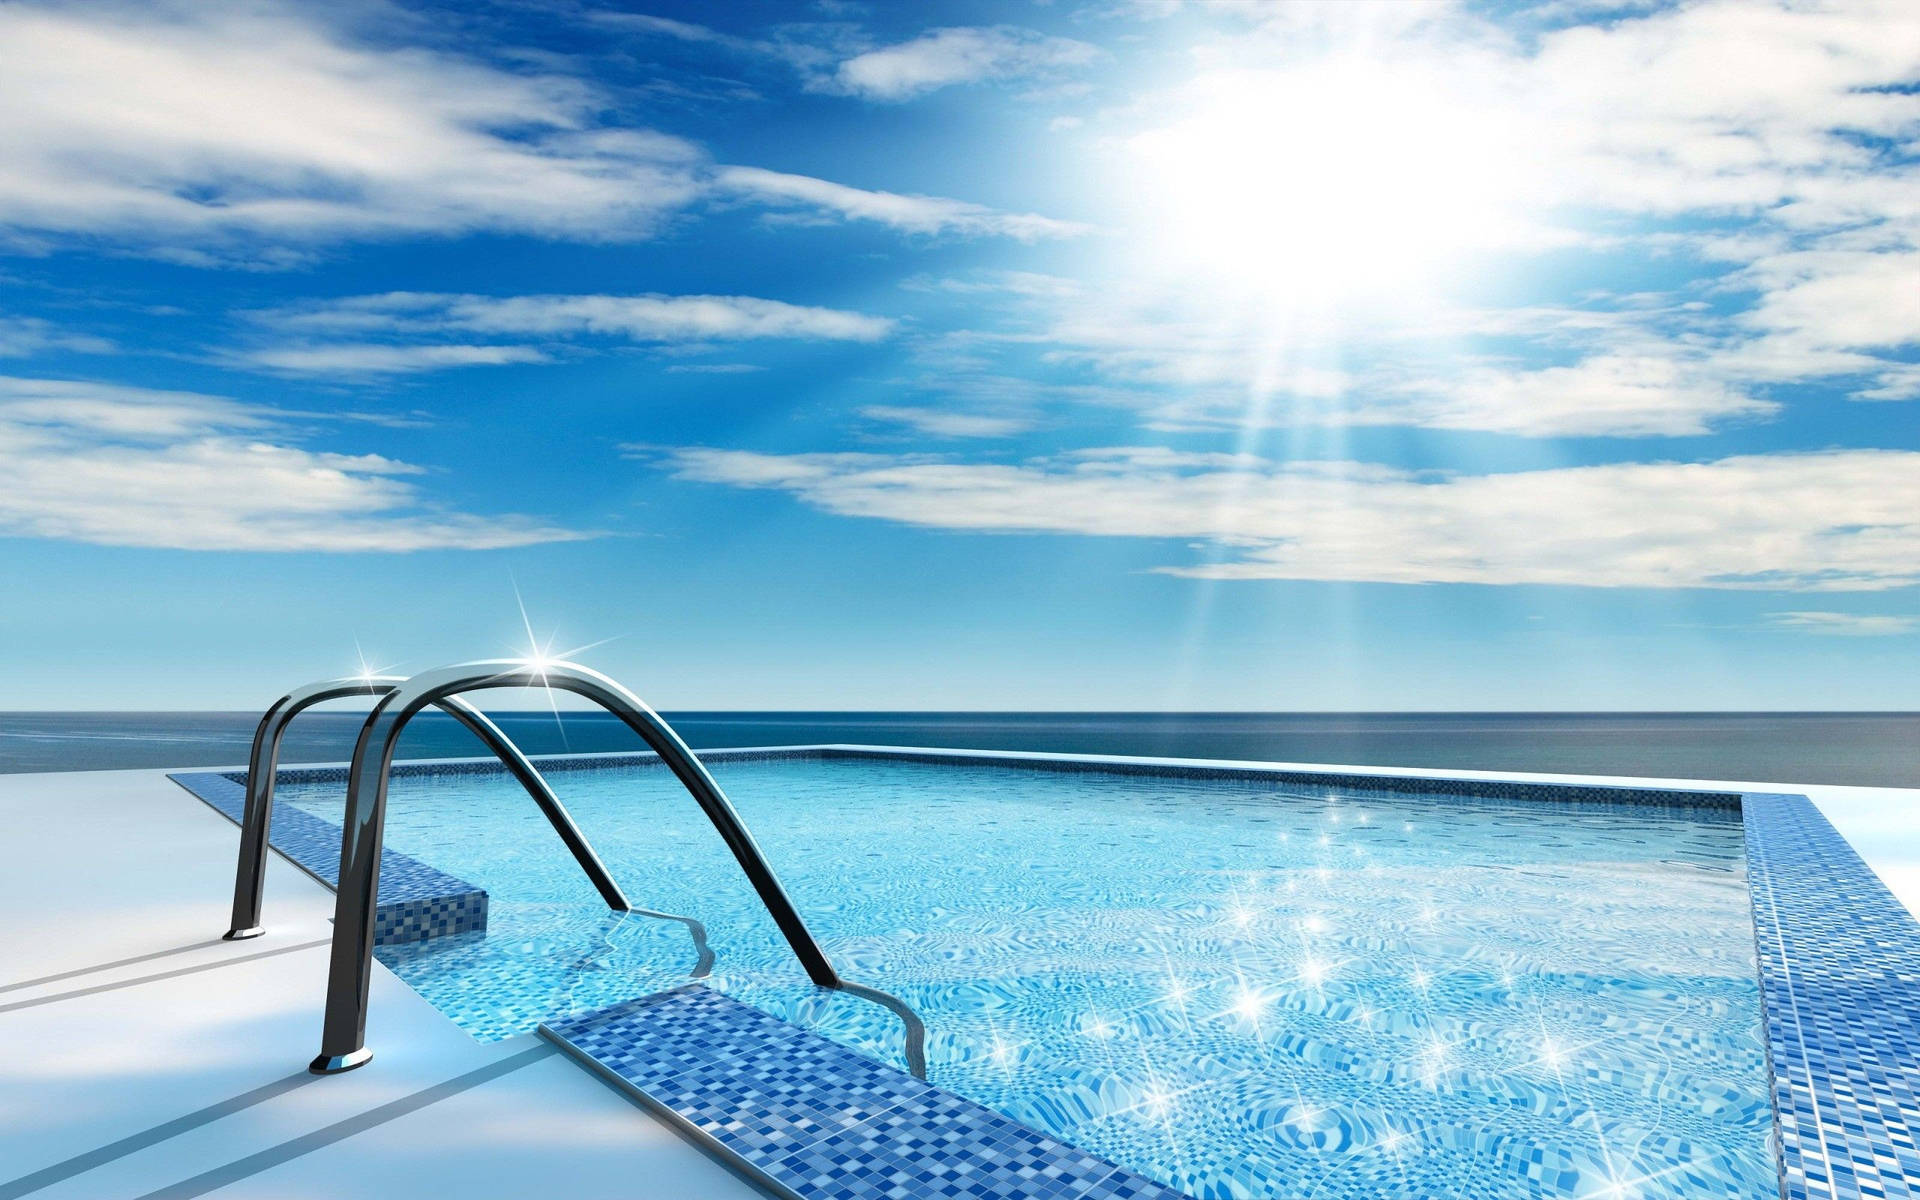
[279,757,1772,1199]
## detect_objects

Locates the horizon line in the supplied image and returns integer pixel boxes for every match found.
[4,709,1918,718]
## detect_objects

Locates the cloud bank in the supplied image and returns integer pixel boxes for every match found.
[0,4,702,254]
[1767,611,1919,636]
[836,27,1100,101]
[0,377,584,551]
[0,4,1082,259]
[660,445,1920,591]
[237,292,895,375]
[714,167,1088,240]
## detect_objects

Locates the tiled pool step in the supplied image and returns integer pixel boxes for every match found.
[168,770,488,945]
[540,986,1187,1200]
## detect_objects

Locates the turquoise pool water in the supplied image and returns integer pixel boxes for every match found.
[279,757,1771,1199]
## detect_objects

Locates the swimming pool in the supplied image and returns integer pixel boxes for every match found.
[271,752,1771,1200]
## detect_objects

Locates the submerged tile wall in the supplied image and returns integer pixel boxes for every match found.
[261,744,1741,810]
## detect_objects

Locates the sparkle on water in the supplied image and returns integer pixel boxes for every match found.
[277,758,1771,1199]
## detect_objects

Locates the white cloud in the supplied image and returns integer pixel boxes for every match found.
[0,3,706,254]
[860,406,1035,438]
[584,10,837,74]
[0,317,114,357]
[592,12,775,56]
[0,5,1090,258]
[1521,1,1920,219]
[1395,355,1777,438]
[714,167,1088,240]
[240,344,550,376]
[661,445,1920,591]
[0,377,268,436]
[236,292,894,375]
[1739,251,1920,352]
[0,376,585,551]
[250,293,894,342]
[1854,363,1920,402]
[1000,287,1777,436]
[421,293,896,341]
[1717,249,1920,396]
[836,26,1100,101]
[894,262,1780,437]
[902,271,1085,298]
[1768,611,1920,636]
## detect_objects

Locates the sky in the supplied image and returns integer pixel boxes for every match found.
[0,0,1916,712]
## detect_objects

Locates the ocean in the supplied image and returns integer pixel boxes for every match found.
[1,710,1916,788]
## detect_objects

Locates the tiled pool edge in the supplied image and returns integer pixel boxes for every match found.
[166,770,488,945]
[540,985,1183,1200]
[1744,792,1920,1200]
[255,743,1742,810]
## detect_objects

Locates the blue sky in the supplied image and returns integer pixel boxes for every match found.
[1,0,1916,710]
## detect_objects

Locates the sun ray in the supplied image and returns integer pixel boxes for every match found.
[510,576,571,751]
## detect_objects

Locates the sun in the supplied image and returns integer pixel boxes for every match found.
[1126,60,1526,306]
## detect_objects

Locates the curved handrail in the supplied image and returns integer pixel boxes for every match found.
[225,676,631,934]
[310,660,927,1079]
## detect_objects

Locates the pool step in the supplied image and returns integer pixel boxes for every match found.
[539,985,1185,1200]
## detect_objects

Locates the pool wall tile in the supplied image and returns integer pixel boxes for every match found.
[167,770,487,945]
[541,985,1187,1200]
[816,746,1743,810]
[1743,791,1920,1200]
[264,745,832,786]
[258,743,1742,811]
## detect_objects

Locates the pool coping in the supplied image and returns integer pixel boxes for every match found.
[172,744,1919,1200]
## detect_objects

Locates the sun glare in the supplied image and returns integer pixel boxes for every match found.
[1129,62,1523,304]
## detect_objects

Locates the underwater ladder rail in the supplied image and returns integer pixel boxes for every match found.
[296,659,927,1078]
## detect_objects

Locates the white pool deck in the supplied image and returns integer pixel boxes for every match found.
[1,757,1915,1199]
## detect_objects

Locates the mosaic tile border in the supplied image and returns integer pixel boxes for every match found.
[257,743,1740,810]
[814,745,1742,810]
[1743,791,1920,1200]
[261,745,837,785]
[167,770,488,945]
[542,984,1186,1200]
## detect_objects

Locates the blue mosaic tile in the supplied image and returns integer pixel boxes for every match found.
[261,744,1738,812]
[168,770,487,945]
[815,748,1741,810]
[1744,791,1920,1200]
[268,745,835,786]
[542,985,1186,1200]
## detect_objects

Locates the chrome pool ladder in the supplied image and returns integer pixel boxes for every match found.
[272,659,925,1078]
[224,674,633,939]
